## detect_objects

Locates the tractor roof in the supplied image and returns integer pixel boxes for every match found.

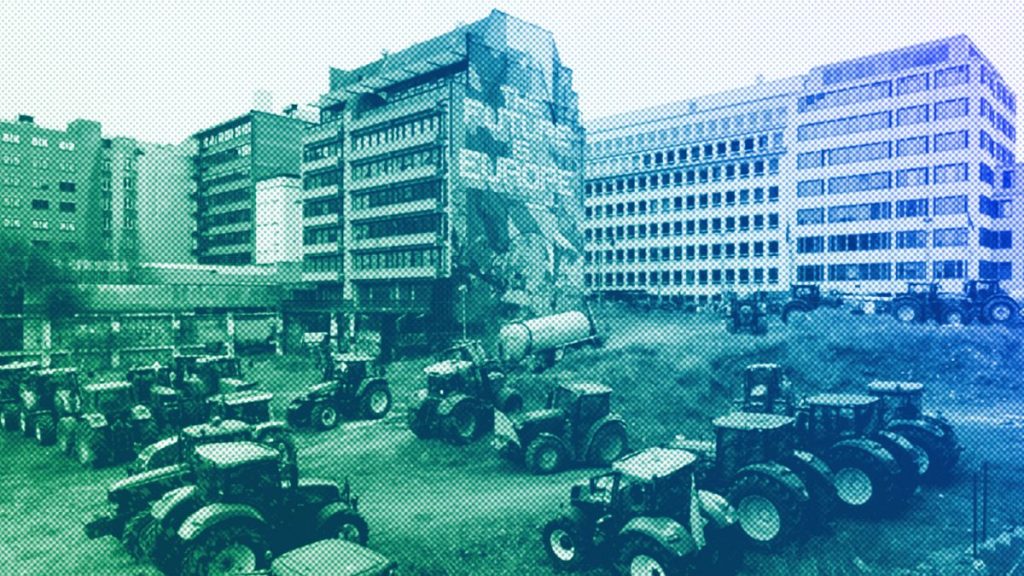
[713,411,795,431]
[804,393,877,407]
[867,381,924,394]
[127,362,165,372]
[0,361,40,371]
[746,363,781,371]
[83,380,133,393]
[183,419,251,438]
[218,391,273,405]
[331,353,375,363]
[559,381,612,396]
[195,441,278,468]
[36,367,77,376]
[613,447,696,480]
[196,355,235,365]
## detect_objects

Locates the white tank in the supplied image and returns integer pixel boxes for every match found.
[498,311,595,364]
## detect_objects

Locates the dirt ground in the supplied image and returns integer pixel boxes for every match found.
[2,306,1024,575]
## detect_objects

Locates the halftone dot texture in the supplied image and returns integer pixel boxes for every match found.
[2,8,1024,576]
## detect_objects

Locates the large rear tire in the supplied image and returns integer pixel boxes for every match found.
[617,536,683,576]
[525,436,567,475]
[317,508,369,546]
[873,431,923,503]
[0,405,18,431]
[179,522,270,576]
[76,425,109,469]
[983,298,1018,325]
[780,450,836,530]
[891,299,921,323]
[781,303,809,325]
[587,422,628,467]
[122,511,154,561]
[407,402,433,439]
[728,471,805,548]
[825,440,900,517]
[888,421,960,484]
[541,511,593,570]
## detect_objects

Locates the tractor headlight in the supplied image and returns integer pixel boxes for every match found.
[20,390,37,410]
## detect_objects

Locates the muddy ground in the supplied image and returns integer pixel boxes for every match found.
[2,307,1023,575]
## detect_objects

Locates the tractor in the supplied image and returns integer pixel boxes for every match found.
[141,441,368,576]
[493,381,628,475]
[540,447,741,575]
[84,418,296,560]
[725,292,769,335]
[407,340,523,444]
[286,353,393,430]
[867,380,963,483]
[148,355,270,432]
[781,284,843,324]
[55,380,160,467]
[889,282,971,325]
[16,367,81,444]
[736,365,925,515]
[0,360,39,431]
[961,280,1020,325]
[671,412,836,549]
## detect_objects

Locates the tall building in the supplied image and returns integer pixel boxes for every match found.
[583,79,797,307]
[254,175,302,264]
[136,139,196,263]
[791,35,1016,292]
[315,9,584,346]
[993,164,1023,294]
[0,114,141,261]
[190,110,310,265]
[584,35,1018,302]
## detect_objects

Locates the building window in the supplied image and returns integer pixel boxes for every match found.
[979,228,1012,249]
[933,194,967,215]
[828,171,891,195]
[895,230,928,249]
[31,199,49,210]
[797,151,823,169]
[797,265,824,282]
[934,98,969,120]
[933,259,965,279]
[797,236,824,254]
[828,262,891,281]
[896,72,930,95]
[797,207,824,225]
[895,198,928,218]
[31,137,48,147]
[896,105,930,126]
[933,163,968,184]
[934,64,969,89]
[933,130,968,152]
[896,261,928,279]
[59,201,76,213]
[933,227,968,247]
[896,136,929,157]
[797,180,824,197]
[828,201,891,223]
[895,167,929,188]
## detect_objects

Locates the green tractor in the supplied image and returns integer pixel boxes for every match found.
[725,292,769,335]
[56,380,160,468]
[0,360,39,431]
[493,381,628,475]
[147,355,270,432]
[17,367,81,445]
[541,447,741,575]
[142,441,368,576]
[780,284,843,324]
[672,412,836,549]
[867,380,963,483]
[286,354,393,430]
[407,340,523,444]
[84,418,296,561]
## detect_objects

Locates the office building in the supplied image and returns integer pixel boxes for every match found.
[254,175,303,264]
[190,110,310,265]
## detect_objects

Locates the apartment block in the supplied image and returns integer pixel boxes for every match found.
[322,10,584,332]
[191,111,310,265]
[583,78,798,306]
[791,35,1016,292]
[0,114,141,261]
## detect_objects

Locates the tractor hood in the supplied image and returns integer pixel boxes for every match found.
[423,359,471,377]
[221,377,258,392]
[271,539,395,576]
[108,463,188,505]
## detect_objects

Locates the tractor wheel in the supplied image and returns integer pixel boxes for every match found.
[34,414,56,446]
[0,405,18,431]
[496,388,524,415]
[444,401,485,445]
[697,519,744,575]
[873,430,924,502]
[983,298,1018,325]
[19,411,34,438]
[311,404,340,430]
[541,510,593,570]
[825,441,900,517]
[940,306,968,327]
[525,436,567,475]
[891,299,921,323]
[407,403,433,439]
[317,508,369,546]
[888,422,959,484]
[781,303,809,325]
[179,522,270,576]
[122,511,154,561]
[359,384,393,420]
[781,451,836,530]
[728,471,805,548]
[587,422,628,467]
[76,426,109,469]
[617,536,682,576]
[56,417,77,455]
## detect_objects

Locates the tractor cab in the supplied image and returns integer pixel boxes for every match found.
[740,364,793,415]
[712,412,797,480]
[726,292,769,334]
[866,381,925,423]
[791,284,821,305]
[1,360,40,398]
[79,381,146,419]
[329,354,381,390]
[800,394,882,448]
[22,367,80,415]
[963,280,1005,301]
[126,363,173,404]
[186,356,255,397]
[208,390,274,425]
[437,340,490,366]
[194,442,290,504]
[548,382,612,424]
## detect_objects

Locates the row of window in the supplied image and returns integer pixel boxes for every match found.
[303,225,340,246]
[796,259,971,282]
[795,96,969,143]
[980,98,1016,142]
[303,139,340,163]
[201,229,249,248]
[201,252,252,265]
[800,64,969,115]
[979,65,1016,114]
[303,169,340,191]
[21,199,76,212]
[585,213,781,243]
[351,114,441,152]
[201,208,250,229]
[979,227,1013,249]
[202,187,249,209]
[200,144,250,168]
[585,158,781,198]
[979,195,1011,219]
[585,267,781,288]
[798,162,973,200]
[588,108,787,156]
[303,196,340,218]
[352,214,440,240]
[586,188,780,218]
[351,179,442,211]
[200,122,250,149]
[584,241,781,264]
[588,133,785,178]
[0,133,75,150]
[797,129,970,173]
[352,247,441,271]
[797,195,968,225]
[979,260,1013,280]
[979,130,1015,166]
[199,170,247,191]
[302,253,342,273]
[350,147,442,181]
[1,218,77,231]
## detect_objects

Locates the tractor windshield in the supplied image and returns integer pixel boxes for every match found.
[85,386,136,414]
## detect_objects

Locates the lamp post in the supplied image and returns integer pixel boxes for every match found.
[458,284,467,342]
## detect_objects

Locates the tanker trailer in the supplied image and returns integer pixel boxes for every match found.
[497,311,602,372]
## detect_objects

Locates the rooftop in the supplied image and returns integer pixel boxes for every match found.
[713,411,795,431]
[613,447,697,480]
[804,393,878,407]
[867,381,924,394]
[195,441,278,467]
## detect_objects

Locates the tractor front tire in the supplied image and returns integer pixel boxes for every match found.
[311,404,340,430]
[728,470,805,548]
[34,414,56,446]
[178,522,270,576]
[122,511,154,561]
[587,423,628,467]
[76,426,109,469]
[617,536,683,576]
[525,436,567,475]
[0,405,18,431]
[781,451,837,531]
[873,430,923,503]
[983,298,1018,325]
[541,511,593,570]
[891,299,922,323]
[407,403,433,439]
[57,417,76,455]
[444,401,485,445]
[359,384,393,420]
[888,422,960,484]
[825,441,900,517]
[317,508,369,546]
